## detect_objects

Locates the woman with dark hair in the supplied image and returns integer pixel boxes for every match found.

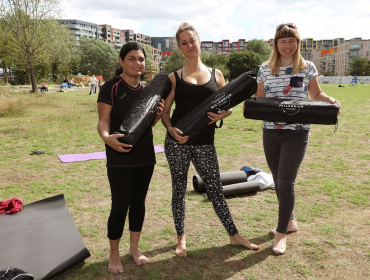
[97,42,165,273]
[254,23,341,255]
[161,22,260,258]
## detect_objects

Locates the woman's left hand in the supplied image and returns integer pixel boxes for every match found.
[207,109,231,124]
[329,98,341,115]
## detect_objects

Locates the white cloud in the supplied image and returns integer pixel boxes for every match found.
[58,0,370,42]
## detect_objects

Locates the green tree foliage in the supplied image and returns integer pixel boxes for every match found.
[139,43,155,69]
[163,48,185,74]
[349,56,370,76]
[77,37,119,80]
[36,21,78,82]
[0,0,70,92]
[201,52,230,79]
[245,39,272,61]
[227,49,263,80]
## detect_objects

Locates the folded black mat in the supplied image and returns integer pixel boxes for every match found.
[193,171,249,193]
[176,72,257,144]
[116,73,172,146]
[0,194,90,280]
[243,97,339,124]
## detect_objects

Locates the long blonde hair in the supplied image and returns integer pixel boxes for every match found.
[175,22,199,46]
[267,24,306,75]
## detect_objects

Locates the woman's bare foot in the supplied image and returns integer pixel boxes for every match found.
[272,232,287,255]
[175,235,187,257]
[108,250,123,273]
[129,248,148,265]
[230,234,260,251]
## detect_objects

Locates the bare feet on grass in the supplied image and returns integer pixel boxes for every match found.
[129,248,148,265]
[175,235,187,257]
[108,250,123,274]
[230,234,260,251]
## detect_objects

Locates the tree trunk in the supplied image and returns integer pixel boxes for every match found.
[1,62,9,84]
[28,57,38,93]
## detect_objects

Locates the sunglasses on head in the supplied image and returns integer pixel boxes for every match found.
[276,23,297,31]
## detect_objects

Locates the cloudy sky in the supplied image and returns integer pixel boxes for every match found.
[59,0,369,42]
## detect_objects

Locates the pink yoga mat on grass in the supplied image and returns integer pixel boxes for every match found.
[58,146,164,163]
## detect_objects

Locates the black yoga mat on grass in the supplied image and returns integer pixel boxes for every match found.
[0,194,90,280]
[243,97,339,124]
[176,72,257,145]
[193,171,249,193]
[116,73,172,146]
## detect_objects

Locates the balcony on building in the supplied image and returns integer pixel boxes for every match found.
[349,44,360,50]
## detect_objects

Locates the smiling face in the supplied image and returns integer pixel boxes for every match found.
[119,50,145,78]
[178,30,200,58]
[277,36,298,61]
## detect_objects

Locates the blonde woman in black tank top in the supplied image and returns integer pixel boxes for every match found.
[161,22,260,258]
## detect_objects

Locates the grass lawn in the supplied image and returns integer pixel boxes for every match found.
[0,83,369,280]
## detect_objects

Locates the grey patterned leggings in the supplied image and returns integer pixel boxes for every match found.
[164,134,238,236]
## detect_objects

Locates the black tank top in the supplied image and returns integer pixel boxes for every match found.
[171,68,218,145]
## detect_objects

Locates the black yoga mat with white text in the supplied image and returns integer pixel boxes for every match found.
[0,194,90,280]
[176,72,257,144]
[116,73,172,146]
[243,97,339,124]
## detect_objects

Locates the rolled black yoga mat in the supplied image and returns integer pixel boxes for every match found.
[243,97,339,125]
[222,181,262,197]
[176,72,257,145]
[193,171,248,193]
[0,194,90,280]
[116,73,172,146]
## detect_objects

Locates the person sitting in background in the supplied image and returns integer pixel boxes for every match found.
[40,81,48,92]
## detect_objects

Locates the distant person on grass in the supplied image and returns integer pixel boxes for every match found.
[40,81,48,92]
[89,74,98,95]
[252,23,341,255]
[97,42,165,273]
[161,22,260,258]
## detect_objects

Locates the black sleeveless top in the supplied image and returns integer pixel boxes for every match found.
[171,68,218,145]
[97,75,156,168]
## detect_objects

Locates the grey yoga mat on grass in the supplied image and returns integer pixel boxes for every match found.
[0,194,90,280]
[193,171,272,198]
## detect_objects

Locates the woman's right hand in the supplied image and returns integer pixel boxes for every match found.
[105,133,133,153]
[168,127,189,144]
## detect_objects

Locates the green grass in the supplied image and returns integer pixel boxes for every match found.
[0,84,369,280]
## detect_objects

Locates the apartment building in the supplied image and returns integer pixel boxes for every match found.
[201,39,244,55]
[151,37,177,52]
[59,19,163,70]
[59,19,98,40]
[301,37,369,76]
[335,38,370,76]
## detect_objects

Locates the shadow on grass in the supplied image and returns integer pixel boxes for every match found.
[55,235,275,280]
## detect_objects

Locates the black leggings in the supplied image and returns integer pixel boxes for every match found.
[107,165,154,240]
[165,134,238,236]
[263,129,309,234]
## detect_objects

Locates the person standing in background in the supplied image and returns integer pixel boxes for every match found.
[89,74,98,95]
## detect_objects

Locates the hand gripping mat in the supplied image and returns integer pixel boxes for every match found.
[243,97,339,125]
[116,73,172,146]
[0,194,90,280]
[176,72,257,144]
